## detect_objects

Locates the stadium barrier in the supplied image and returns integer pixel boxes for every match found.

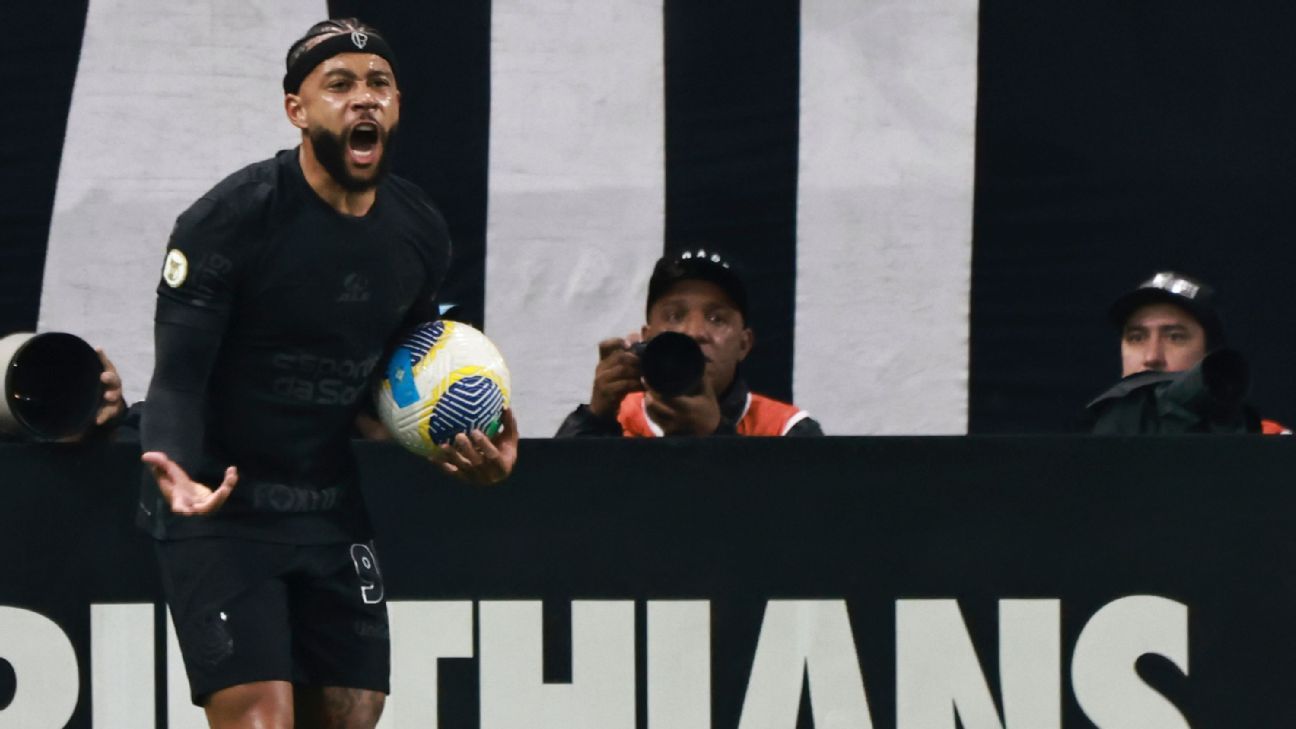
[0,437,1292,727]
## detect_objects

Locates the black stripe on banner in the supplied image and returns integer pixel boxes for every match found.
[1,3,89,336]
[327,2,491,331]
[971,0,1296,433]
[664,0,802,404]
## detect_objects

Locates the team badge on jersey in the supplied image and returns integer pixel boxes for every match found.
[163,249,189,288]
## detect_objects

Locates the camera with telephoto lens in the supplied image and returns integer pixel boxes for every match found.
[631,331,707,398]
[1159,348,1249,420]
[1088,348,1257,434]
[0,332,105,441]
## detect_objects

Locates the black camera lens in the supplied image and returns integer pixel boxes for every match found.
[632,331,706,398]
[2,333,104,440]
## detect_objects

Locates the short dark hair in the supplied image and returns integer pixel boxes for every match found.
[283,18,399,95]
[286,18,385,69]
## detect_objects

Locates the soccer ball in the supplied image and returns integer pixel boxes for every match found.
[375,320,511,457]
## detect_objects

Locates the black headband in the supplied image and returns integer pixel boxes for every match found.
[283,29,399,94]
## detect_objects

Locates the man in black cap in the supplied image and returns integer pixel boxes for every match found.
[556,249,822,437]
[138,17,517,727]
[1109,271,1221,380]
[1090,271,1288,434]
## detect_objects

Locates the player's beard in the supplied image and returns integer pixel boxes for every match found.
[309,122,399,193]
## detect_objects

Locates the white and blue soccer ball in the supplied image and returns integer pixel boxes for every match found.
[375,320,511,457]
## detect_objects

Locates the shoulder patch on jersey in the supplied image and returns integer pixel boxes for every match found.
[163,249,189,288]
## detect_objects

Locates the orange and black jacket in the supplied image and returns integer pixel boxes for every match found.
[555,376,823,437]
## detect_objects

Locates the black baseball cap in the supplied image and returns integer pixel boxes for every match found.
[646,249,748,322]
[1109,271,1225,347]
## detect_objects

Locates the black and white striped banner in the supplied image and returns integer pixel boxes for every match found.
[15,0,978,437]
[14,2,1296,435]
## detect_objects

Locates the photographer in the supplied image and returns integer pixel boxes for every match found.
[1087,271,1289,434]
[556,250,822,437]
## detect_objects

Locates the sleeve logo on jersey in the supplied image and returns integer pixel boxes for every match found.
[162,249,189,288]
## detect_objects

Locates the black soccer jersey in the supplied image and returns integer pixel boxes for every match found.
[139,148,451,543]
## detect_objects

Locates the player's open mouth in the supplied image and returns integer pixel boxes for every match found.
[348,123,380,166]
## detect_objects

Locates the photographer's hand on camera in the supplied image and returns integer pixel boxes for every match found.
[643,378,723,436]
[94,347,127,427]
[589,335,644,419]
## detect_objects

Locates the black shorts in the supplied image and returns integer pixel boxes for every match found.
[156,537,390,705]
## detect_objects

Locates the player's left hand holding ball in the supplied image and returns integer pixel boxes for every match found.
[375,320,517,486]
[431,407,518,485]
[141,451,239,515]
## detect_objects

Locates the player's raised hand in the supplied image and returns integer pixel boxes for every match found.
[432,408,518,485]
[140,451,238,515]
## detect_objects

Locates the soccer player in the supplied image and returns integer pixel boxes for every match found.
[138,19,517,727]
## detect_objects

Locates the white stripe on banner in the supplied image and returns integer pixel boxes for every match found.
[91,604,154,728]
[794,0,979,434]
[39,0,324,403]
[484,0,665,437]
